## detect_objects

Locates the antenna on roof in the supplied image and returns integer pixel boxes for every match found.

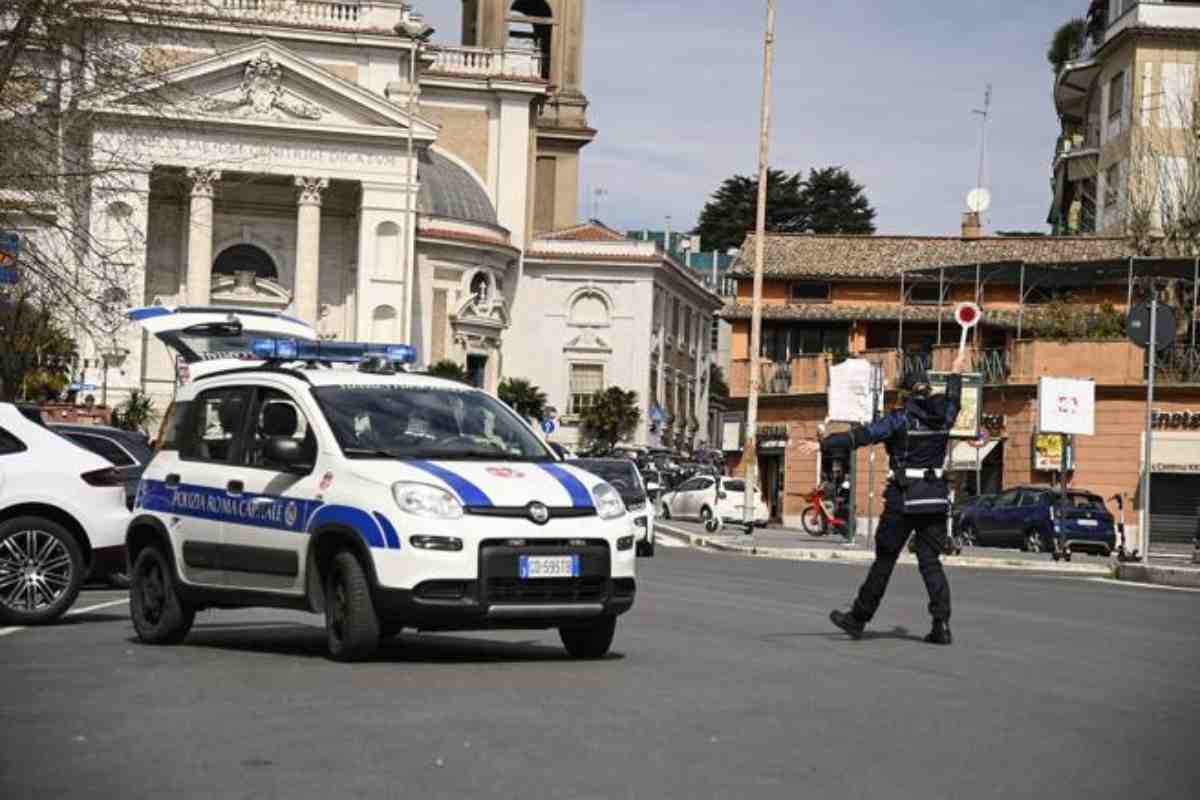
[970,83,993,207]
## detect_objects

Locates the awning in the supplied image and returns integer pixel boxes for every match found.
[947,440,999,472]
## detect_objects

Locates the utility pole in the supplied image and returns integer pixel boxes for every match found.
[742,0,776,544]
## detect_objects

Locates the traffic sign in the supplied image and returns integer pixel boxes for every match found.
[1128,301,1177,350]
[68,383,98,392]
[0,231,18,285]
[541,418,556,435]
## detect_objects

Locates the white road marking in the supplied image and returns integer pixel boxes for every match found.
[1081,577,1200,594]
[0,597,130,638]
[655,535,687,549]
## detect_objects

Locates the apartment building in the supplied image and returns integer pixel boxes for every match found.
[1051,1,1200,235]
[719,232,1200,550]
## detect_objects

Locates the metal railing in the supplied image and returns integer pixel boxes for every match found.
[1157,344,1200,384]
[899,352,932,385]
[973,348,1011,386]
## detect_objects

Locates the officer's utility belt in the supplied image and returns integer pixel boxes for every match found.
[890,468,949,514]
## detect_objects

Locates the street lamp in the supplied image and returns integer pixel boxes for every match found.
[395,4,434,346]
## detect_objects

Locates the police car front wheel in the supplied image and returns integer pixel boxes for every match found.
[130,545,195,644]
[559,615,617,659]
[324,550,380,662]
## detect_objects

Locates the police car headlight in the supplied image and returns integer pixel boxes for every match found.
[392,482,464,520]
[592,482,625,520]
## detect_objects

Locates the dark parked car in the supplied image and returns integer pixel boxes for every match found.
[958,486,1116,556]
[569,458,654,556]
[49,424,153,510]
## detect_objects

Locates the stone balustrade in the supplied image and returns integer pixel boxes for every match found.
[427,45,544,81]
[129,0,405,32]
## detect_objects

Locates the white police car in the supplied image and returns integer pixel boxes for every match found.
[124,308,635,661]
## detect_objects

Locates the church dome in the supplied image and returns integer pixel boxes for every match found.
[418,149,498,226]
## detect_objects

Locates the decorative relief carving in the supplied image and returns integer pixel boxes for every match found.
[295,175,329,206]
[200,51,324,121]
[186,168,222,198]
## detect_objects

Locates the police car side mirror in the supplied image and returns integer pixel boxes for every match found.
[264,437,311,474]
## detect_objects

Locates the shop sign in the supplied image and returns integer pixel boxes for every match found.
[1037,377,1095,437]
[1151,410,1200,430]
[1142,431,1200,474]
[756,423,789,452]
[1032,432,1075,472]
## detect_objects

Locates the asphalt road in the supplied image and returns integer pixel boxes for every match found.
[2,551,1198,800]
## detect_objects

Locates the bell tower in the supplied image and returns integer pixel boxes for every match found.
[462,0,596,234]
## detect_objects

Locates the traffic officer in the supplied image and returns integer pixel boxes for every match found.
[821,355,967,645]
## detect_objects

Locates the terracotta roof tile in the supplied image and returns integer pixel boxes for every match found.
[720,302,1022,329]
[730,234,1136,279]
[539,221,628,242]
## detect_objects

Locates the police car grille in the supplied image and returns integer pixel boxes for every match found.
[466,506,597,519]
[486,577,608,604]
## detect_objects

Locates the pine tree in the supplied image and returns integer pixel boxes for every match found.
[692,169,806,253]
[799,167,877,235]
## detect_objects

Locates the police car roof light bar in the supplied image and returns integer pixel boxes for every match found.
[250,338,417,365]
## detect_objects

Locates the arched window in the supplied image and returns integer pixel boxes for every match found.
[569,290,609,327]
[374,221,401,278]
[508,0,552,80]
[372,304,399,341]
[213,243,277,280]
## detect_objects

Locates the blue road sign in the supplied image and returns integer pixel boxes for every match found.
[541,418,556,435]
[0,231,17,285]
[69,383,99,392]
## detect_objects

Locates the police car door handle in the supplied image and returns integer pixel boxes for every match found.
[165,473,180,488]
[226,480,244,497]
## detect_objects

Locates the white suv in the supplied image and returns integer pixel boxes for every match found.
[0,404,130,624]
[124,313,636,662]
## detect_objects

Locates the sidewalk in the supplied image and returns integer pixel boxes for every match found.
[655,520,1116,576]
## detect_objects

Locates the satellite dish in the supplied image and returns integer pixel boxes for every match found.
[966,188,991,213]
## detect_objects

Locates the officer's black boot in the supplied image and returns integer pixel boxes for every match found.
[830,609,865,640]
[924,619,952,645]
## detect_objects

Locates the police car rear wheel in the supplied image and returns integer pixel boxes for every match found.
[130,545,194,644]
[324,551,380,662]
[0,517,85,626]
[559,615,616,659]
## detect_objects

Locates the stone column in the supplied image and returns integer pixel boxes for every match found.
[185,169,220,306]
[294,176,328,326]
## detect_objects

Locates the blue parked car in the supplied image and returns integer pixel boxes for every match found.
[957,486,1116,556]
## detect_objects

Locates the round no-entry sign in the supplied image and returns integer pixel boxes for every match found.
[1127,302,1177,350]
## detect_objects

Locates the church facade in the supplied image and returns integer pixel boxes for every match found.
[13,1,722,449]
[43,1,587,400]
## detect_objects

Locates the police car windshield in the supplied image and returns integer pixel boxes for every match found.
[313,385,553,462]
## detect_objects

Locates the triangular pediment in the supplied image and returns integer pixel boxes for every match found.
[97,39,439,139]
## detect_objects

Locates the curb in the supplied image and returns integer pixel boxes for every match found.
[1116,562,1200,589]
[655,524,1112,576]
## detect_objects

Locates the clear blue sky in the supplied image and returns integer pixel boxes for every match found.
[421,1,1084,237]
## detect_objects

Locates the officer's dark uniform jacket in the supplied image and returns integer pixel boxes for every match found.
[823,373,962,513]
[823,374,963,624]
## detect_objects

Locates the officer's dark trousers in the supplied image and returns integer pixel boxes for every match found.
[852,486,951,623]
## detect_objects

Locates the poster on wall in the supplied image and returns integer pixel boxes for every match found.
[928,371,983,439]
[721,413,744,452]
[1037,377,1095,436]
[1032,432,1075,472]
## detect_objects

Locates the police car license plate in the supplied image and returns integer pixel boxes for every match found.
[1076,519,1098,527]
[519,555,580,579]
